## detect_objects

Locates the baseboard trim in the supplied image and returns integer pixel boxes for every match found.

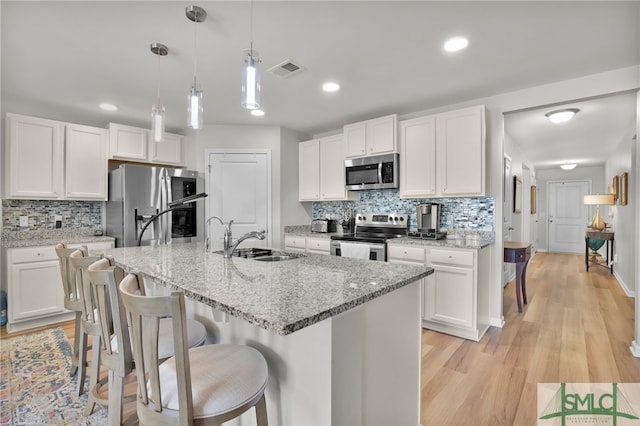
[613,271,635,298]
[490,316,505,328]
[630,340,640,358]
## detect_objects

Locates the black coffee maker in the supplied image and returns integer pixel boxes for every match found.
[341,208,356,234]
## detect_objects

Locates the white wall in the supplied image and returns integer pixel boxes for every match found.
[605,132,636,294]
[534,165,606,251]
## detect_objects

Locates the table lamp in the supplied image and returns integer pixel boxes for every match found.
[583,194,615,230]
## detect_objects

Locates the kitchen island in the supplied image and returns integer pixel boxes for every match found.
[100,242,432,426]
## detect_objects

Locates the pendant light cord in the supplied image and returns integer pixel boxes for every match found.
[249,0,254,57]
[156,52,161,101]
[193,8,198,85]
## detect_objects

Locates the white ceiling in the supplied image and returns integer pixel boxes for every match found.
[2,1,639,169]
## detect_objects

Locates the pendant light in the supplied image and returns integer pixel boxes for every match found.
[150,43,168,143]
[241,0,260,110]
[186,5,206,129]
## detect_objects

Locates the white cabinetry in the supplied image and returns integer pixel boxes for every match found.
[399,105,485,198]
[108,123,185,166]
[399,116,436,197]
[388,242,490,341]
[284,236,307,253]
[306,237,330,254]
[65,124,108,199]
[344,114,397,158]
[298,135,355,201]
[2,240,114,333]
[5,113,107,200]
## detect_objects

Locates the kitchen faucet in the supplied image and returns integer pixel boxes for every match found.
[205,216,266,257]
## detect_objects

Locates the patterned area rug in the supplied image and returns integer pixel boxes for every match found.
[0,328,107,425]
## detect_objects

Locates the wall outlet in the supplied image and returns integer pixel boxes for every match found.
[54,215,63,229]
[19,216,29,227]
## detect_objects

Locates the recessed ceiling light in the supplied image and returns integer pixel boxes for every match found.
[322,82,340,92]
[99,103,118,111]
[560,163,577,170]
[250,109,265,117]
[545,108,579,124]
[443,37,469,52]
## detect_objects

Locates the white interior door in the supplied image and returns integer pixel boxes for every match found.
[548,180,590,254]
[503,156,515,286]
[206,151,271,248]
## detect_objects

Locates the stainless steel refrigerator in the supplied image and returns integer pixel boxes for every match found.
[106,164,201,247]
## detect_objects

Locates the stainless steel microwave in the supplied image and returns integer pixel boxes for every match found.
[344,153,399,191]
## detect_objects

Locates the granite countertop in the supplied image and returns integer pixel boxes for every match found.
[284,226,494,249]
[101,242,432,336]
[389,232,495,250]
[1,229,115,248]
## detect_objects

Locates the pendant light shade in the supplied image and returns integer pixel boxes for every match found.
[188,83,203,129]
[242,48,260,110]
[186,5,206,129]
[150,43,168,143]
[242,0,261,110]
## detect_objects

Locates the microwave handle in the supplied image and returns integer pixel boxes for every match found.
[378,162,383,185]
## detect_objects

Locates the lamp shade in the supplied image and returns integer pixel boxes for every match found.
[583,194,615,205]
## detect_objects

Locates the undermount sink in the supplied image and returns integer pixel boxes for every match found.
[253,255,299,262]
[212,247,305,261]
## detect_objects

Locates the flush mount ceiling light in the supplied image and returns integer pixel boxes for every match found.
[99,103,118,111]
[545,108,579,124]
[443,37,469,52]
[241,0,261,110]
[250,109,265,117]
[186,5,206,129]
[560,163,577,170]
[150,42,168,143]
[322,82,340,93]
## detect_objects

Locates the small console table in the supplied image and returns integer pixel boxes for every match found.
[585,229,614,274]
[504,241,532,313]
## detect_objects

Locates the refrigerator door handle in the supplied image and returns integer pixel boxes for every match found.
[162,174,171,245]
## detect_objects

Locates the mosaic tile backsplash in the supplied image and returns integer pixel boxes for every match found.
[2,199,102,231]
[312,190,494,231]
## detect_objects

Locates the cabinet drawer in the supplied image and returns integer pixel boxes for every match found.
[284,236,307,250]
[431,249,473,267]
[388,245,426,263]
[9,246,57,263]
[306,238,330,253]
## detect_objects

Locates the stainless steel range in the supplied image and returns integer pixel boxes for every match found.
[330,213,408,261]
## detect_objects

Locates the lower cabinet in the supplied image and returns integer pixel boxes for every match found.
[388,243,490,341]
[284,235,331,255]
[306,237,330,254]
[2,240,114,333]
[284,235,307,253]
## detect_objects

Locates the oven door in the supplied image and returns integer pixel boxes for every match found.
[330,240,386,261]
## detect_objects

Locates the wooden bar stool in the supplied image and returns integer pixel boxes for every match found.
[69,249,109,415]
[87,258,209,425]
[55,242,89,395]
[119,272,269,425]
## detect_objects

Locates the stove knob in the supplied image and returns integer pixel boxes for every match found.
[388,217,393,222]
[359,216,365,221]
[399,217,404,222]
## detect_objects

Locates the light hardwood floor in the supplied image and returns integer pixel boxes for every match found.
[2,252,639,425]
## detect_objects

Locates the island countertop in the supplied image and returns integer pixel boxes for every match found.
[100,242,432,336]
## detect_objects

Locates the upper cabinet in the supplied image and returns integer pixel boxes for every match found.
[108,123,185,166]
[298,135,356,202]
[344,114,397,158]
[399,105,485,198]
[5,113,107,200]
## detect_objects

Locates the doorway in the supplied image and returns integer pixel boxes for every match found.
[547,180,590,254]
[502,156,515,286]
[205,150,272,248]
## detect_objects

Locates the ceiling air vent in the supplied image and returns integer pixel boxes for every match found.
[267,59,306,78]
